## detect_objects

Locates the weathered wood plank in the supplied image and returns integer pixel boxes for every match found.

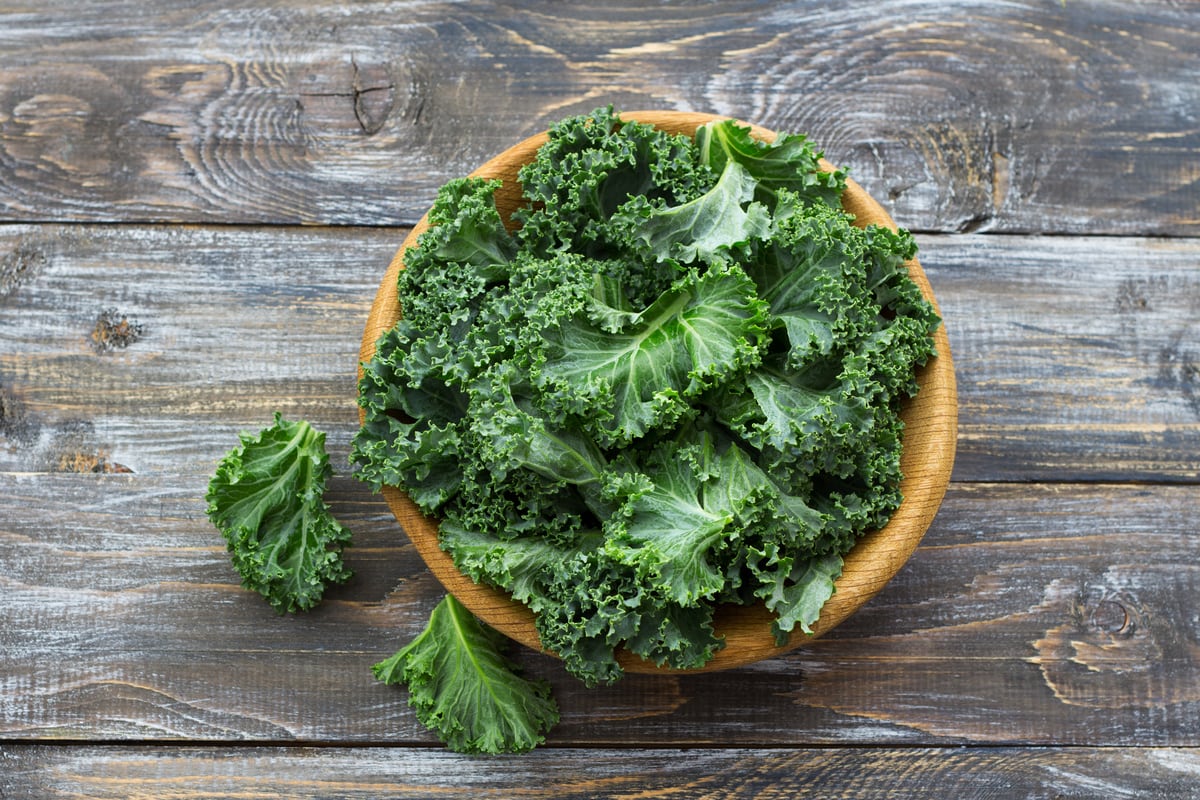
[2,478,1198,745]
[0,1,1195,233]
[0,223,392,474]
[2,225,1197,481]
[931,233,1200,482]
[3,744,1200,799]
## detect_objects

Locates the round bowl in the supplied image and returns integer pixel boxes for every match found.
[360,110,957,673]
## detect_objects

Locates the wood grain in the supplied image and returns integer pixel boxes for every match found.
[0,1,1196,233]
[934,234,1200,482]
[2,225,1196,481]
[3,744,1200,799]
[3,472,1199,745]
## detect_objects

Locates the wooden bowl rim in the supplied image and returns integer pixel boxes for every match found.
[359,110,958,674]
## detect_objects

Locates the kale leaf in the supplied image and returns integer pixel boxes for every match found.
[373,594,560,754]
[206,413,352,613]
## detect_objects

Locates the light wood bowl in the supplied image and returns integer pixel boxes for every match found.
[360,111,957,673]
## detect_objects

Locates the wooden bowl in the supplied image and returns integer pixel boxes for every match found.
[360,111,957,673]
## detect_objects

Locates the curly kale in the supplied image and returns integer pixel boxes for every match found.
[373,594,559,754]
[206,413,352,613]
[353,106,940,687]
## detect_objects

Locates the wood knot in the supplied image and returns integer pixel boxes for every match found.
[1115,276,1168,313]
[1029,571,1200,709]
[40,419,133,474]
[1089,599,1132,637]
[0,381,41,446]
[1156,343,1200,420]
[294,57,395,138]
[0,64,145,212]
[55,449,133,474]
[351,58,394,136]
[91,308,145,353]
[1,243,47,301]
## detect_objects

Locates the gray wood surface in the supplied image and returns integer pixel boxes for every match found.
[4,745,1200,799]
[2,0,1198,795]
[0,1,1196,234]
[3,473,1198,744]
[2,226,1196,481]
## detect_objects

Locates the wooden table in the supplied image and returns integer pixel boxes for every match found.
[2,2,1197,796]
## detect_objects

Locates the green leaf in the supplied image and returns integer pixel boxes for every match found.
[514,106,708,258]
[471,365,608,487]
[605,443,735,607]
[374,594,559,754]
[407,177,515,278]
[206,413,352,613]
[536,265,768,445]
[702,433,826,550]
[748,551,844,642]
[622,600,722,669]
[694,119,845,209]
[713,351,876,479]
[439,521,599,605]
[743,201,873,367]
[612,160,772,265]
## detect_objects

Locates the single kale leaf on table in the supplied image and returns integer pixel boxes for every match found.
[206,413,353,614]
[373,594,559,755]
